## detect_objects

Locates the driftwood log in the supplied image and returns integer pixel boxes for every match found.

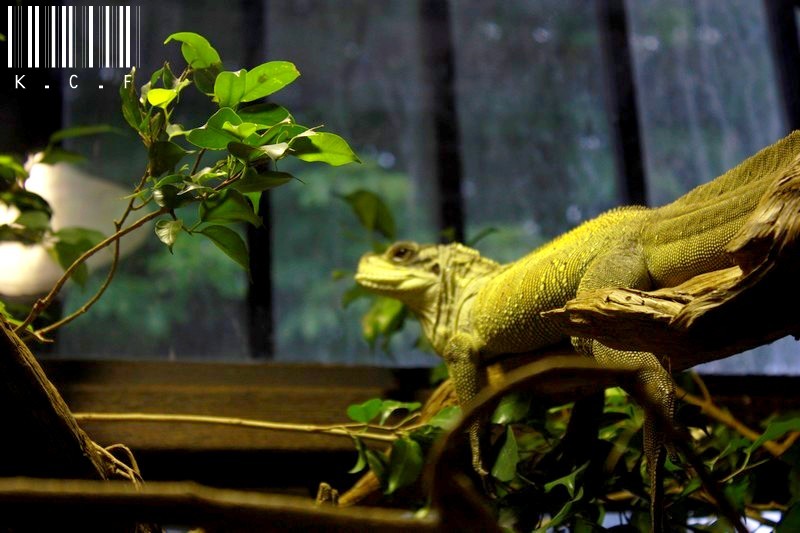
[543,153,800,370]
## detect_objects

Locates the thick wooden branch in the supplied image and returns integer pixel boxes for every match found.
[543,156,800,370]
[0,477,439,532]
[0,318,110,479]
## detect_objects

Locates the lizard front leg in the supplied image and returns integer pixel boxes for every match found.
[443,331,490,480]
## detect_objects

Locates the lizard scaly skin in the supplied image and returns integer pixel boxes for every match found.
[355,131,800,531]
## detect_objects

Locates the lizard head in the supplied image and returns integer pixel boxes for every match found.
[356,241,500,351]
[355,241,442,308]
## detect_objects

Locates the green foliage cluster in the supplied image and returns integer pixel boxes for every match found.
[350,381,800,531]
[123,32,358,268]
[346,397,460,497]
[0,31,358,343]
[0,127,120,330]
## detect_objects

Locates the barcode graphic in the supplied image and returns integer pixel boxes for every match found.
[6,5,141,68]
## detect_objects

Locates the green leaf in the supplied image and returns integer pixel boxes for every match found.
[48,124,118,144]
[491,426,519,482]
[164,32,222,69]
[0,190,52,215]
[198,224,250,271]
[341,284,371,308]
[749,416,800,453]
[186,107,244,150]
[241,61,300,102]
[361,297,406,349]
[221,121,258,140]
[52,227,105,246]
[238,103,292,127]
[778,503,800,532]
[377,400,422,425]
[50,227,105,286]
[491,393,532,424]
[39,147,85,165]
[230,170,294,193]
[255,122,307,147]
[386,437,423,494]
[292,132,360,166]
[153,184,184,209]
[214,69,247,108]
[349,436,369,474]
[346,398,383,424]
[467,227,499,247]
[427,406,461,430]
[723,476,750,513]
[164,32,223,94]
[341,190,396,239]
[366,449,388,488]
[532,487,585,533]
[148,141,188,177]
[14,210,50,231]
[147,88,178,108]
[154,219,183,252]
[544,462,589,499]
[0,155,26,181]
[199,189,262,227]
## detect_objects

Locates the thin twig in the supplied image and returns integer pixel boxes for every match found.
[14,207,167,334]
[25,232,121,341]
[73,412,399,443]
[190,148,207,176]
[24,172,152,341]
[91,442,142,487]
[676,374,798,458]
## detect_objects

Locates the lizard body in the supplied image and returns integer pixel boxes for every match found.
[355,131,800,530]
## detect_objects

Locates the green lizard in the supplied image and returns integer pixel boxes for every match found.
[355,131,800,530]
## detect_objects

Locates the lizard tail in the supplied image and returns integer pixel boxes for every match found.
[727,145,800,273]
[644,131,800,287]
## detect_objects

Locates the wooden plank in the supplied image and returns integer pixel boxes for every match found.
[41,360,425,453]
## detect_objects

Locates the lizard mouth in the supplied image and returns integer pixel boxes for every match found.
[355,271,432,292]
[355,257,436,293]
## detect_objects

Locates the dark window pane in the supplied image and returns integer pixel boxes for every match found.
[627,0,798,374]
[452,0,619,262]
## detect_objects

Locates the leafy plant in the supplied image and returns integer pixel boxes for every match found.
[0,31,358,342]
[344,374,800,531]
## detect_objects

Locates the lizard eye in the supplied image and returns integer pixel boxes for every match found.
[431,263,441,275]
[388,242,417,263]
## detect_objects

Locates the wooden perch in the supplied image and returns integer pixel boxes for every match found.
[0,477,439,532]
[543,157,800,370]
[0,318,110,479]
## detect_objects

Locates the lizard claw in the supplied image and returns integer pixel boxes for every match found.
[473,459,496,497]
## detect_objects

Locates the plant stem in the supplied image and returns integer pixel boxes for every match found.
[676,373,800,458]
[23,173,153,341]
[14,207,168,335]
[190,148,207,175]
[73,412,399,443]
[25,230,121,341]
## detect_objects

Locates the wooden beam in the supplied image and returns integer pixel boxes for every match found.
[764,0,800,132]
[41,360,424,453]
[595,0,648,205]
[418,0,466,241]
